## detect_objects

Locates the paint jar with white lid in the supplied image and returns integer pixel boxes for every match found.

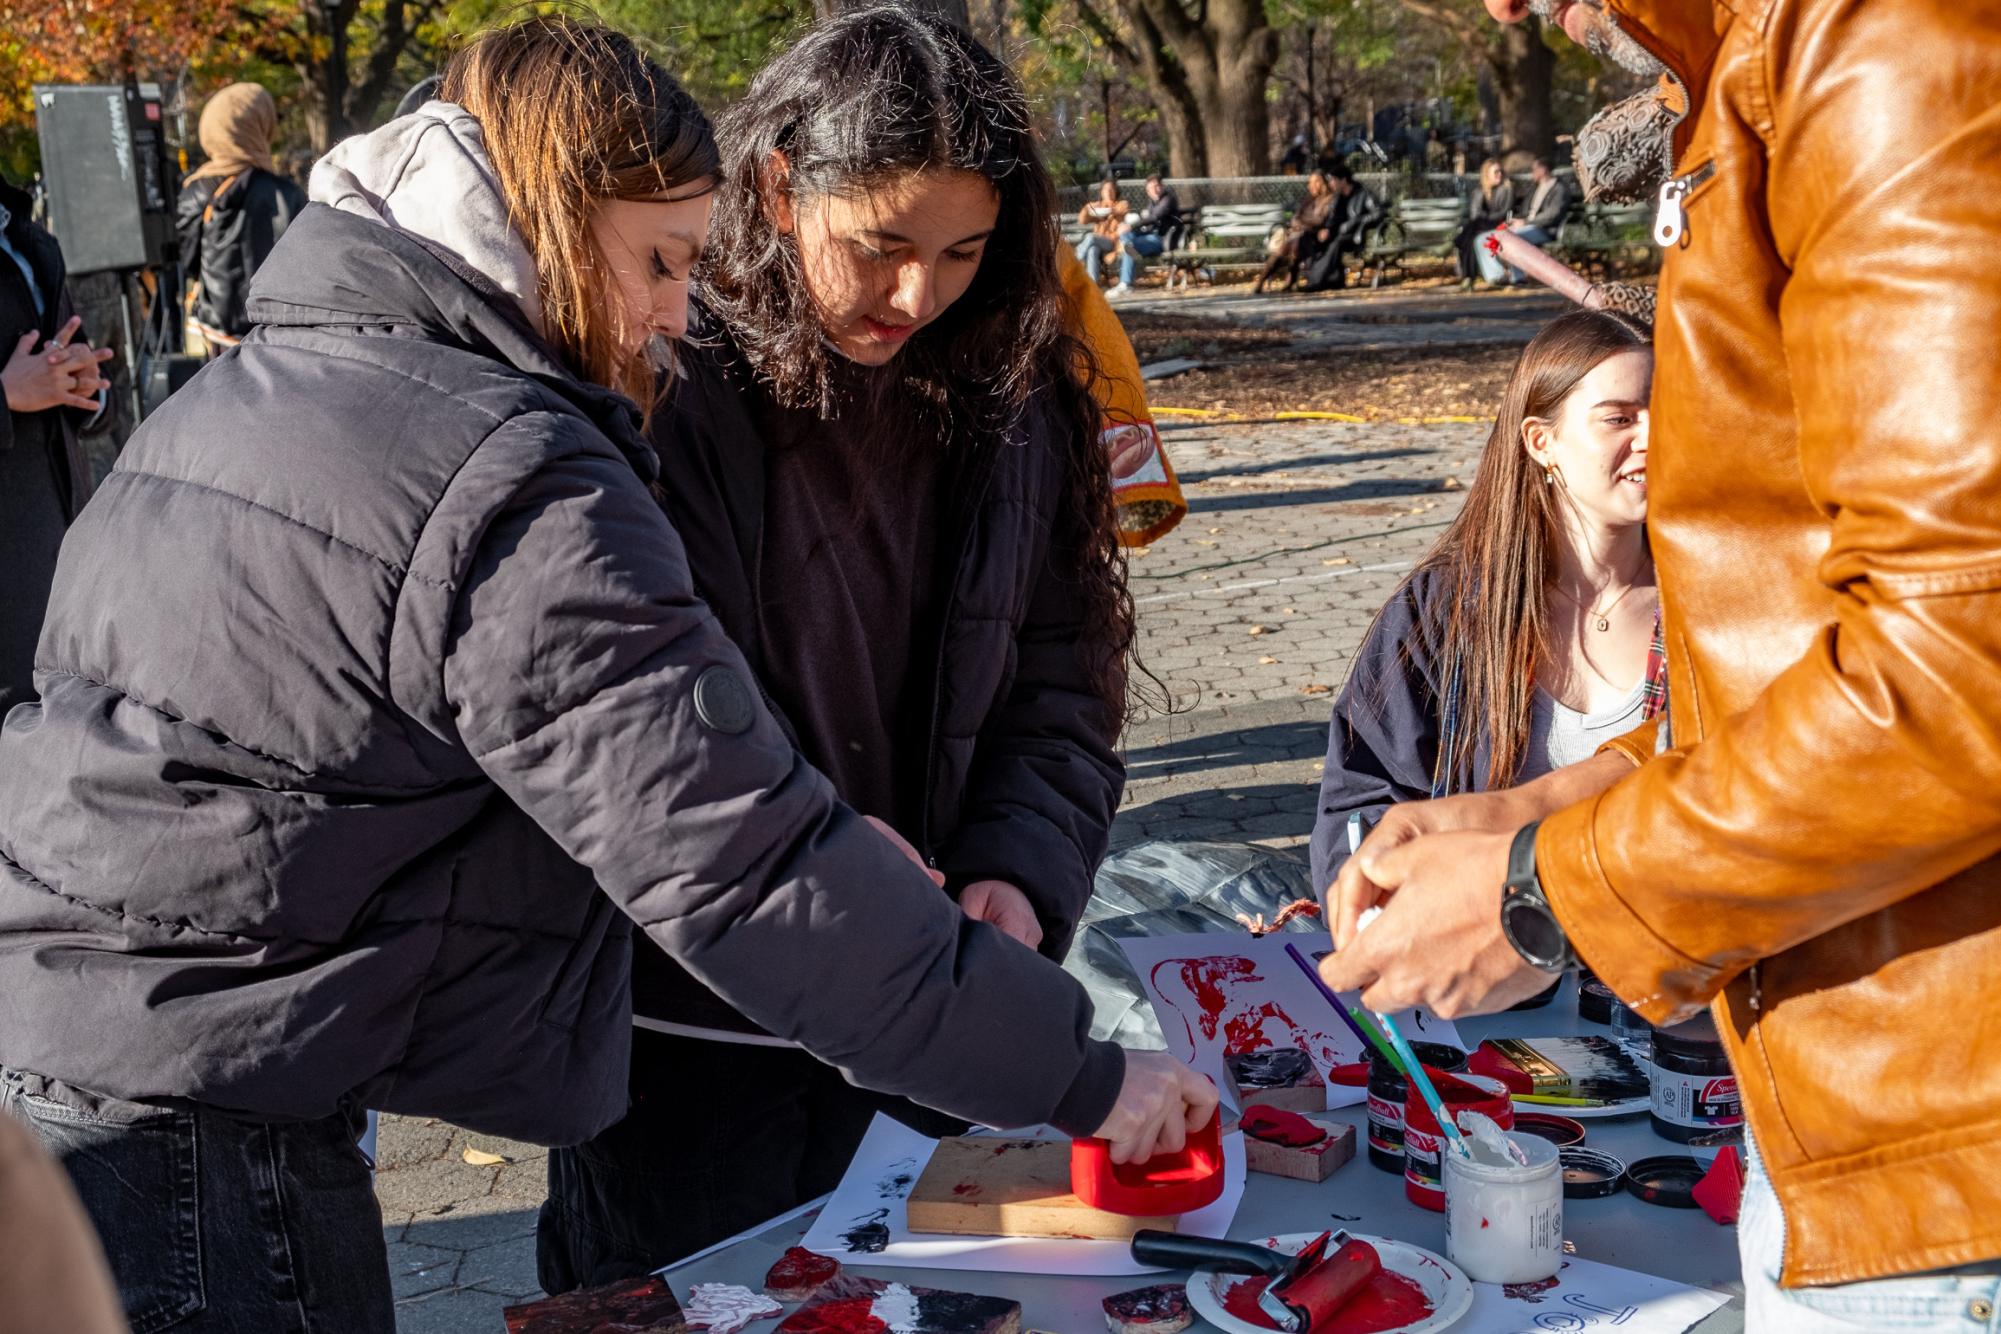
[1443,1131,1564,1284]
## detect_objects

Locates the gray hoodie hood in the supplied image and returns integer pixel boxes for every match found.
[310,100,544,333]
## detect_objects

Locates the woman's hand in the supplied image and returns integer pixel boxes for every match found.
[1091,1050,1219,1164]
[958,879,1044,950]
[862,815,947,889]
[47,336,114,402]
[3,325,101,414]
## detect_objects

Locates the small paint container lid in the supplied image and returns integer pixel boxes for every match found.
[1623,1155,1706,1209]
[1512,1113,1587,1149]
[1558,1147,1626,1199]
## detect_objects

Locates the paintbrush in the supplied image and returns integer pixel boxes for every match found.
[1380,1011,1471,1160]
[1281,942,1383,1057]
[1478,1037,1649,1102]
[1347,1007,1402,1069]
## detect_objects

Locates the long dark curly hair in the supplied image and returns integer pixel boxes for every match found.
[698,6,1134,732]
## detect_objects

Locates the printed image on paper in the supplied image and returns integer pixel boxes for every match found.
[1118,931,1463,1110]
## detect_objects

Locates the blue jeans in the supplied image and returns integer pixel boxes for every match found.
[2,1068,393,1333]
[1475,224,1551,283]
[1076,233,1117,282]
[1742,1135,2001,1332]
[1120,232,1166,287]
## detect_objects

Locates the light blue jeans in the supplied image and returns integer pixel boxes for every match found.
[1076,233,1117,283]
[1119,232,1166,287]
[1475,223,1551,283]
[1742,1136,2001,1332]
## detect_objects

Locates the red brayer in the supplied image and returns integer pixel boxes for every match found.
[1071,1114,1225,1216]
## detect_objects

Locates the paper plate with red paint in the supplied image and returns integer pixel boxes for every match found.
[1184,1232,1470,1334]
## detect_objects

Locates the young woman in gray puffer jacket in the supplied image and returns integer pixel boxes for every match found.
[0,17,1212,1330]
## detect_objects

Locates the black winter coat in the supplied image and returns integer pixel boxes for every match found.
[176,168,305,340]
[0,203,1123,1144]
[636,324,1126,1038]
[0,179,94,714]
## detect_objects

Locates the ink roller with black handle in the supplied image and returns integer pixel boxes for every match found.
[1129,1229,1380,1332]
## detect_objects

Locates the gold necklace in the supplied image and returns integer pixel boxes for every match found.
[1552,579,1642,633]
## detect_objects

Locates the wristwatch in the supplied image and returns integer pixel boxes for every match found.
[1499,821,1577,972]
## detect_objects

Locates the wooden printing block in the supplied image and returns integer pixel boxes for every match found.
[1226,1046,1327,1114]
[905,1137,1176,1241]
[1239,1104,1356,1182]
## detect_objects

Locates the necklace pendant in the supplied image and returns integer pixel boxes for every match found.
[1594,615,1610,632]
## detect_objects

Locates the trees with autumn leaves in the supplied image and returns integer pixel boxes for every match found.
[2,0,1617,186]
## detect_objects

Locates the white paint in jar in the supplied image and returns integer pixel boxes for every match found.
[1443,1129,1564,1284]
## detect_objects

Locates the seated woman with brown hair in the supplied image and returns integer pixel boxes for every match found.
[1254,170,1337,294]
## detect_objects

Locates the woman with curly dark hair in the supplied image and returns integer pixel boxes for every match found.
[533,7,1184,1288]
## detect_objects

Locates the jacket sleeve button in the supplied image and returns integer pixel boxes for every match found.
[693,665,758,736]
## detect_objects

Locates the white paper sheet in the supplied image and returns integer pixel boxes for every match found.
[1118,930,1465,1111]
[1462,1254,1731,1332]
[798,1114,1247,1276]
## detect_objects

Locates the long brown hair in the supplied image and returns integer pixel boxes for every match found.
[698,8,1134,730]
[442,17,718,407]
[1414,308,1651,789]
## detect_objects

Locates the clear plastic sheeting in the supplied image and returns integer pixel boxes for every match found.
[1064,840,1321,1047]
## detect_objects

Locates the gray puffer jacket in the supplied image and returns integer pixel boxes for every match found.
[0,107,1123,1145]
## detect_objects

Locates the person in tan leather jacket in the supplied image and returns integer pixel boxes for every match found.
[1321,0,2001,1327]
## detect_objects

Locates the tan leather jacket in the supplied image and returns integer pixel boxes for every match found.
[1539,0,2001,1290]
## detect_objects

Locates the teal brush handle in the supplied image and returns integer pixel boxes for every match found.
[1377,1011,1471,1160]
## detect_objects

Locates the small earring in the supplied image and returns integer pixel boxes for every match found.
[1543,465,1554,485]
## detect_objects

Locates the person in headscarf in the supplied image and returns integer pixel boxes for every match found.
[176,82,306,352]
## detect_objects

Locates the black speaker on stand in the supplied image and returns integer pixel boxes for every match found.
[32,80,192,427]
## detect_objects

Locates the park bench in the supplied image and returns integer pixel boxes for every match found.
[1160,203,1289,289]
[1550,201,1654,276]
[1357,195,1467,287]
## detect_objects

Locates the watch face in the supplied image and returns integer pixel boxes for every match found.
[1503,897,1566,968]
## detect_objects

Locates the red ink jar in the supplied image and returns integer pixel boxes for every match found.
[1366,1043,1468,1174]
[1402,1072,1513,1211]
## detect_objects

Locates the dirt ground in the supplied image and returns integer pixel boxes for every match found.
[1118,306,1523,421]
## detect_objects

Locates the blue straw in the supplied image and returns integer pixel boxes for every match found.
[1342,811,1471,1159]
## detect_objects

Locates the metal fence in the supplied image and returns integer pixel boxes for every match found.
[1055,169,1593,214]
[1055,171,1480,214]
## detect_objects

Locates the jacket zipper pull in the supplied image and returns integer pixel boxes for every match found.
[1653,161,1716,249]
[1653,177,1690,248]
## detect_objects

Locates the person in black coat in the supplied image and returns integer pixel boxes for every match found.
[0,177,111,714]
[176,83,304,352]
[533,9,1215,1291]
[1301,164,1385,292]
